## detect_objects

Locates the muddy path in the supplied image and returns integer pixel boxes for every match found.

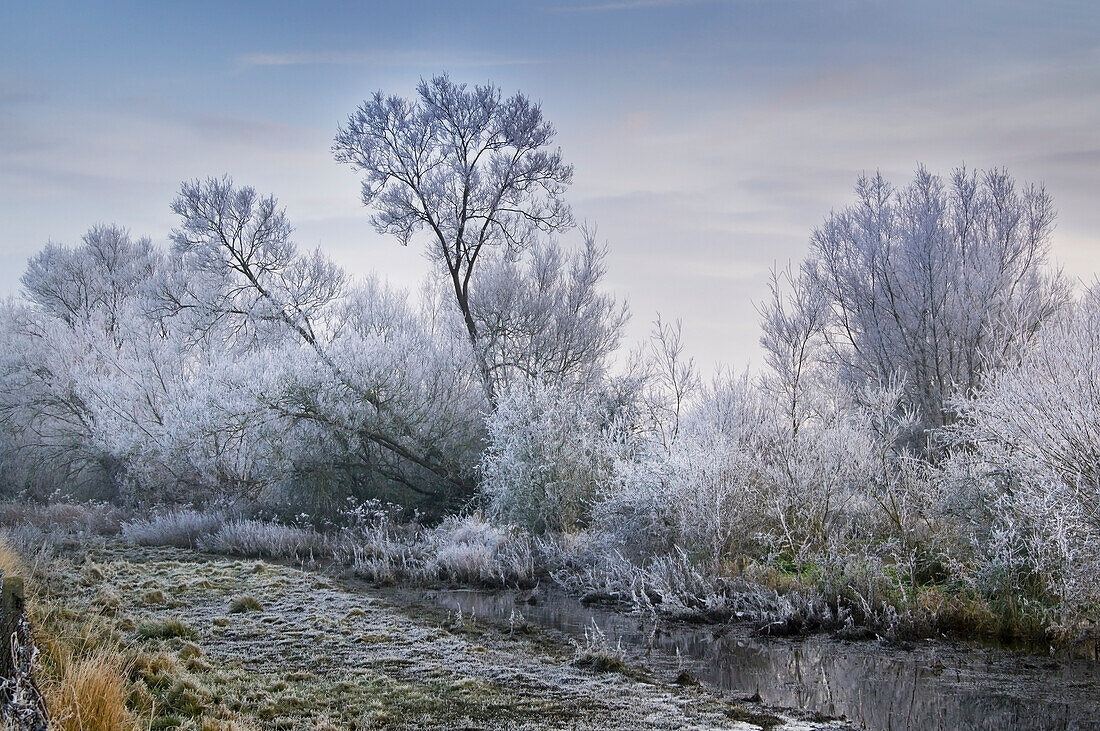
[57,542,850,730]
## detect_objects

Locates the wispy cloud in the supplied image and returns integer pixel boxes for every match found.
[237,50,540,69]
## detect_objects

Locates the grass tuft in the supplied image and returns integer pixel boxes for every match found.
[228,595,263,613]
[137,617,197,641]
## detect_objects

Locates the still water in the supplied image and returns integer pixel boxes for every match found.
[422,588,1100,730]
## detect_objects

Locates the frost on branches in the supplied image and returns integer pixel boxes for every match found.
[0,97,1094,640]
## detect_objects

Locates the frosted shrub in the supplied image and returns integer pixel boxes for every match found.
[337,499,428,584]
[985,475,1097,618]
[602,435,768,566]
[763,417,875,559]
[947,290,1100,627]
[598,372,774,566]
[480,382,615,533]
[428,514,535,586]
[339,512,534,587]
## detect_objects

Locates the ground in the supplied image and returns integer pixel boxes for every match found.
[40,540,851,730]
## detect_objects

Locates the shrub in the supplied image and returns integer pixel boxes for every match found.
[945,289,1100,632]
[480,382,616,533]
[428,514,535,587]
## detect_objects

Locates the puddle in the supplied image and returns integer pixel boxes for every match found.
[421,588,1100,730]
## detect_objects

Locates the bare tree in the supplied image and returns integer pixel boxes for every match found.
[757,264,829,440]
[333,74,575,402]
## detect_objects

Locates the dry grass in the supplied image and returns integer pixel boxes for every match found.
[45,651,137,731]
[0,500,123,537]
[0,536,26,579]
[136,617,197,641]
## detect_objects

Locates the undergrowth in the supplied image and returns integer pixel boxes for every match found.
[0,497,1080,648]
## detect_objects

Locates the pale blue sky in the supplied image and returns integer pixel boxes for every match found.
[3,0,1099,369]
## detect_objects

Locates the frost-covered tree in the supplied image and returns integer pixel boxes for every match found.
[0,226,172,500]
[470,232,628,395]
[169,176,346,354]
[333,74,575,402]
[803,166,1069,435]
[21,224,160,332]
[758,264,829,440]
[169,177,483,509]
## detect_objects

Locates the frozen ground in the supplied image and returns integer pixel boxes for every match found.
[54,541,852,730]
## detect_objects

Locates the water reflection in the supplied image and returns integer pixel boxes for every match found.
[424,588,1100,731]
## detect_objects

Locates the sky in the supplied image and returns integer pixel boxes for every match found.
[3,0,1099,372]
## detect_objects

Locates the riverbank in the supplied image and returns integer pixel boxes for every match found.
[23,538,851,729]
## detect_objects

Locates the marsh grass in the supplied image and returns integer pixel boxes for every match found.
[201,519,330,560]
[0,497,1060,645]
[121,509,225,548]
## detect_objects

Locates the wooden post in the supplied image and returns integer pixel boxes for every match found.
[0,576,24,680]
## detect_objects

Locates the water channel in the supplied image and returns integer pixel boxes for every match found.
[419,588,1100,730]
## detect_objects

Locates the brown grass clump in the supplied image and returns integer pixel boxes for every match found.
[572,648,630,674]
[46,651,137,731]
[130,650,183,691]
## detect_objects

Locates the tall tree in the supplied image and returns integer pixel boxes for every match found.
[333,74,574,402]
